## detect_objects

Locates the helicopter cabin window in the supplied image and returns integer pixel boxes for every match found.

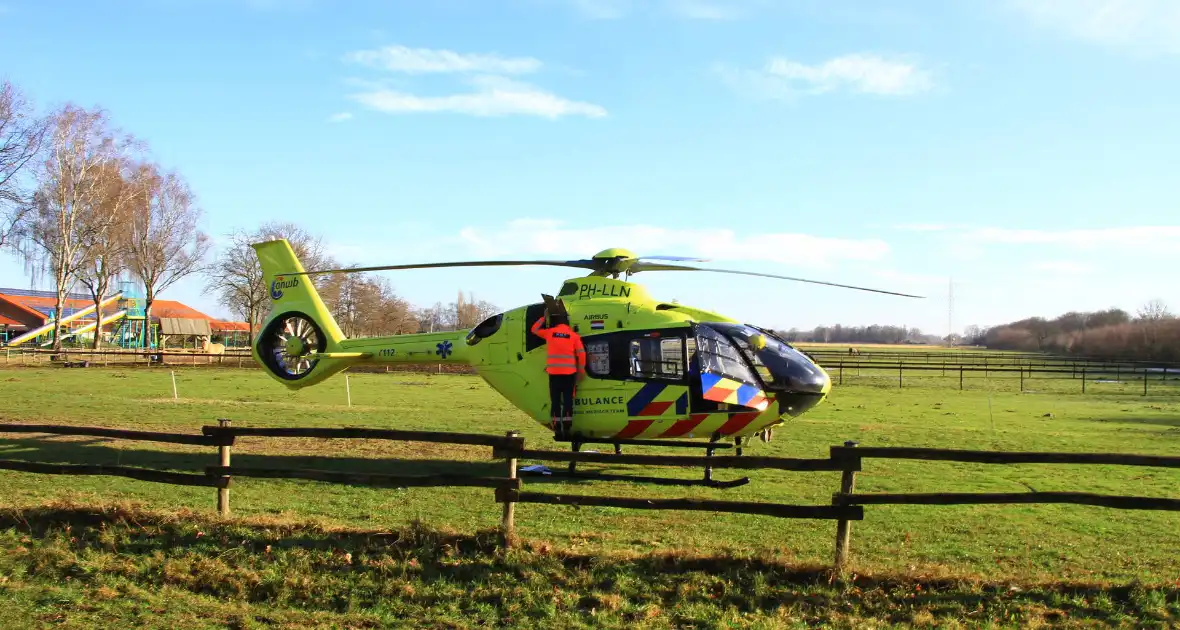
[629,336,684,380]
[585,340,610,376]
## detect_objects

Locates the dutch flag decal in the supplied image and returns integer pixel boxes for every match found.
[590,319,605,330]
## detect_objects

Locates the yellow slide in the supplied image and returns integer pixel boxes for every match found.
[6,293,123,347]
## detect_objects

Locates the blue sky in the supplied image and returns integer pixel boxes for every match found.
[2,0,1178,336]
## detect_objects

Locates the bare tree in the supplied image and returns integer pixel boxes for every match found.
[332,274,416,337]
[18,105,132,350]
[203,222,333,341]
[126,165,210,346]
[0,80,48,249]
[77,160,141,348]
[1137,299,1173,322]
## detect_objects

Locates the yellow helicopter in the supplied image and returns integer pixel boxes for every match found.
[251,239,921,484]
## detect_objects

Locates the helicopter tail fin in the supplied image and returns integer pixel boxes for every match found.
[251,238,351,388]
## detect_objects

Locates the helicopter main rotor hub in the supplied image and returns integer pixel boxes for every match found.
[590,248,639,278]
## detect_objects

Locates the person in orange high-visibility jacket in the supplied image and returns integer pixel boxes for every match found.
[531,312,586,439]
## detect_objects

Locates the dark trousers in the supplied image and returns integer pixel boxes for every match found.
[548,373,576,437]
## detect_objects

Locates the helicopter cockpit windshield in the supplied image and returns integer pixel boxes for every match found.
[694,322,830,417]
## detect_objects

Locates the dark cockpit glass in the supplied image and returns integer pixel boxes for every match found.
[699,323,829,395]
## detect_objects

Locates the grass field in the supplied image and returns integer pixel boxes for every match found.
[1,364,1179,627]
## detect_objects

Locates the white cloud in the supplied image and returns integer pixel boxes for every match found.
[717,53,933,100]
[345,45,542,75]
[327,111,353,123]
[767,54,932,95]
[342,45,604,119]
[453,219,890,269]
[349,76,606,118]
[1009,0,1180,54]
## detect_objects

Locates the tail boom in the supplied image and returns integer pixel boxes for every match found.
[250,239,473,388]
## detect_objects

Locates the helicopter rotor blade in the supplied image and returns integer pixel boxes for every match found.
[628,262,926,298]
[639,255,711,263]
[290,259,601,277]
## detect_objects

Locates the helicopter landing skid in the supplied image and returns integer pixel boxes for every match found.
[540,433,751,489]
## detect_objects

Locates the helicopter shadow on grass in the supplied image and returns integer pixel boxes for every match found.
[0,436,673,489]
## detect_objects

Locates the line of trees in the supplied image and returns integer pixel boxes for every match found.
[2,79,497,350]
[965,300,1179,362]
[0,80,209,350]
[776,324,944,345]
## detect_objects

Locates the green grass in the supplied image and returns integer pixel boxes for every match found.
[2,502,1177,629]
[1,364,1179,627]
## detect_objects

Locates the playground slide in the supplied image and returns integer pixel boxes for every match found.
[5,293,123,347]
[39,309,129,346]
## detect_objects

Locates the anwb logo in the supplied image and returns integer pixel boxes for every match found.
[270,276,299,300]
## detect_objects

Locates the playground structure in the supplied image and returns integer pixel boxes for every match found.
[1,282,156,349]
[0,281,248,350]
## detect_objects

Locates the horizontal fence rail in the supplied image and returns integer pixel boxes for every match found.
[496,489,863,521]
[0,459,226,488]
[0,423,217,446]
[832,491,1180,511]
[2,421,1179,573]
[207,466,521,490]
[830,446,1180,468]
[201,426,525,450]
[499,449,851,471]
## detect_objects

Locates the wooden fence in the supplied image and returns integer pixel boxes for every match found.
[2,422,1180,572]
[827,361,1177,395]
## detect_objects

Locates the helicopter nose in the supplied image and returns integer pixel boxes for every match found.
[776,391,826,417]
[774,364,830,418]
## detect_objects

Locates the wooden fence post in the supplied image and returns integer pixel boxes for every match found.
[959,366,964,390]
[898,362,903,388]
[834,440,859,573]
[838,363,843,385]
[217,419,231,516]
[1082,368,1086,394]
[1019,367,1024,392]
[502,431,519,545]
[1144,371,1149,396]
